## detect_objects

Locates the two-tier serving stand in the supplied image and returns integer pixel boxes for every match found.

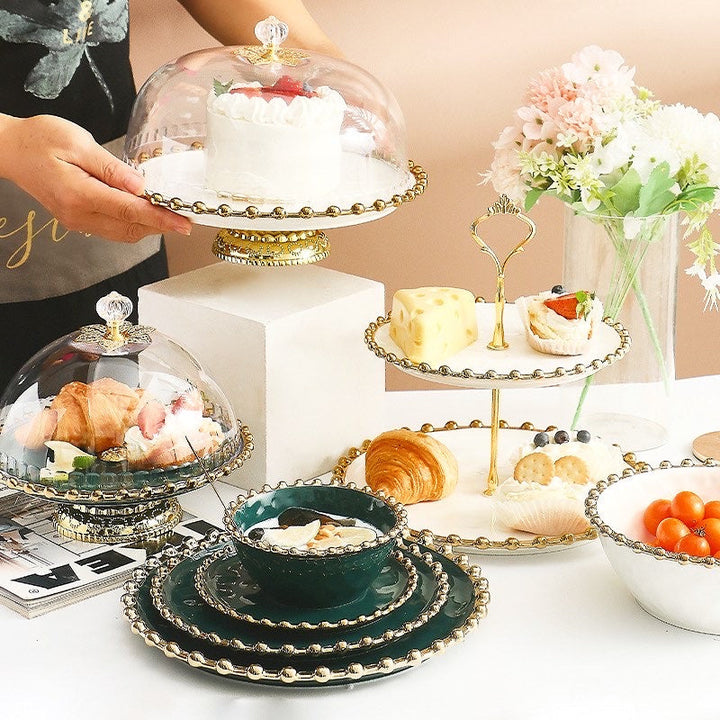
[334,195,631,553]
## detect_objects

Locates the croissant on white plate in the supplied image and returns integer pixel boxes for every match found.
[364,428,458,505]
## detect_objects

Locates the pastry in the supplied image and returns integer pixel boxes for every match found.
[494,429,624,535]
[515,287,603,356]
[389,287,478,366]
[364,428,458,504]
[205,75,346,201]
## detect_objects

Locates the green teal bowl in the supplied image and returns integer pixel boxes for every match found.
[222,479,408,608]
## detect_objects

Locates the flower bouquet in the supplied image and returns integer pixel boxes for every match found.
[484,46,720,433]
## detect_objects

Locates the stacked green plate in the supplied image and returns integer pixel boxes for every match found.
[121,532,490,686]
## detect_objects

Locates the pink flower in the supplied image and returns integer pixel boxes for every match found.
[526,67,577,113]
[562,45,634,87]
[553,97,601,151]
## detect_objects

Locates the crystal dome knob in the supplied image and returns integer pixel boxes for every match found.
[96,292,133,325]
[255,16,288,48]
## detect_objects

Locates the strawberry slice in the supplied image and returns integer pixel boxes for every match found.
[171,388,204,414]
[544,291,594,320]
[138,400,167,440]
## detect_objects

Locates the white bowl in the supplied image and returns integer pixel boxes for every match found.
[586,462,720,635]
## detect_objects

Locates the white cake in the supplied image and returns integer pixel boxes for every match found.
[205,75,347,202]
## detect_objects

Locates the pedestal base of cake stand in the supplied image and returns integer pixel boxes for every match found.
[212,228,329,266]
[54,498,183,544]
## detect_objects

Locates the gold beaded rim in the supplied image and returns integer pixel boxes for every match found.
[121,534,490,685]
[364,312,631,384]
[331,419,601,552]
[194,545,419,630]
[150,542,447,655]
[222,477,408,558]
[0,425,253,506]
[141,159,427,221]
[586,458,720,568]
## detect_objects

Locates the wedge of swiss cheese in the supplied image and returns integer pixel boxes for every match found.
[389,287,478,366]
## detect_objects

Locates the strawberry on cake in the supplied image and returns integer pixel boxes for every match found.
[204,74,347,201]
[515,286,603,356]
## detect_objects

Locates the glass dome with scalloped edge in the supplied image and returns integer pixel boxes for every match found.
[0,292,248,504]
[123,16,425,236]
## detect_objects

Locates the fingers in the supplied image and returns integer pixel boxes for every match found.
[73,140,147,195]
[59,177,193,241]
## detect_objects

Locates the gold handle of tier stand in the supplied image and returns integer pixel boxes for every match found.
[470,194,536,351]
[470,196,536,494]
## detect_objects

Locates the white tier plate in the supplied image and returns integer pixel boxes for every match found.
[140,150,413,230]
[368,302,629,390]
[335,425,617,555]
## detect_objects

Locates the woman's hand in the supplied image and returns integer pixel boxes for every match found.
[0,114,192,242]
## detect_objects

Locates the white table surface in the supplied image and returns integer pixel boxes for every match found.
[3,376,718,720]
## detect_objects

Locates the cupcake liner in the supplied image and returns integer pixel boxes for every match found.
[494,493,590,536]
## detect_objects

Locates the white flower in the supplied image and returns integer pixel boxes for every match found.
[588,127,633,176]
[701,272,720,310]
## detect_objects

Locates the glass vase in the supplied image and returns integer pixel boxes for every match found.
[562,208,678,450]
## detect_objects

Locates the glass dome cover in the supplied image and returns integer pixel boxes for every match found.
[0,292,245,501]
[123,16,424,229]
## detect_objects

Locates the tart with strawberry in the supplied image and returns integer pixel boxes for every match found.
[515,286,603,356]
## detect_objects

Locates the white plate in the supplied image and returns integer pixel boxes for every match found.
[334,424,615,555]
[367,302,630,390]
[140,150,414,231]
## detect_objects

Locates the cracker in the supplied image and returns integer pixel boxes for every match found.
[554,455,590,484]
[513,452,554,485]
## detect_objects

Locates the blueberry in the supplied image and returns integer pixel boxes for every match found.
[551,284,565,294]
[533,432,549,447]
[302,81,313,93]
[247,528,265,541]
[576,429,591,443]
[554,430,570,444]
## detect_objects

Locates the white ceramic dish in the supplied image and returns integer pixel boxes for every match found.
[586,463,720,635]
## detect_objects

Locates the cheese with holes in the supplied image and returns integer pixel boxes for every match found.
[389,287,478,366]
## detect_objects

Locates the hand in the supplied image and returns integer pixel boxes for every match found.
[0,114,192,242]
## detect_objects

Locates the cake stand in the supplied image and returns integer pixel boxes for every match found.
[125,16,427,266]
[350,195,632,553]
[139,151,426,266]
[0,293,256,544]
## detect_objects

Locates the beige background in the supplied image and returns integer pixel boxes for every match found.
[129,0,720,389]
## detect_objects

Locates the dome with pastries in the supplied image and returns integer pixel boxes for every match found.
[123,16,420,225]
[0,292,241,493]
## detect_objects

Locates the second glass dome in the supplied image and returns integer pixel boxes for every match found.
[123,16,416,222]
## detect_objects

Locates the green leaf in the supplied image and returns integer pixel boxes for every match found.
[213,78,233,96]
[524,188,543,212]
[609,168,642,215]
[637,162,676,216]
[72,454,96,470]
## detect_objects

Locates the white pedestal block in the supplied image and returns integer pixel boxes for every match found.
[138,263,385,490]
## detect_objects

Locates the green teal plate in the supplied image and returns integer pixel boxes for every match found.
[195,546,419,630]
[122,534,489,686]
[151,542,449,655]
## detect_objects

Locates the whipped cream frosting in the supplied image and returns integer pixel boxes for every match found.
[522,290,603,342]
[207,83,346,130]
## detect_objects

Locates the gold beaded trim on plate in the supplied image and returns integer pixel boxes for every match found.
[121,533,490,685]
[223,477,408,558]
[150,542,448,656]
[331,420,602,552]
[0,424,253,505]
[364,313,631,383]
[194,546,419,631]
[586,458,720,568]
[139,157,427,221]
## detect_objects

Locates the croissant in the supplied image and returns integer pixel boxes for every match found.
[50,377,146,453]
[364,429,458,505]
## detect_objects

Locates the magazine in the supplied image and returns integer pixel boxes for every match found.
[0,488,219,618]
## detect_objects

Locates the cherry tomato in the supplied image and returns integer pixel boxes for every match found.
[643,498,672,535]
[714,550,720,559]
[675,532,711,557]
[670,491,705,527]
[655,517,690,551]
[704,500,720,520]
[696,517,720,554]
